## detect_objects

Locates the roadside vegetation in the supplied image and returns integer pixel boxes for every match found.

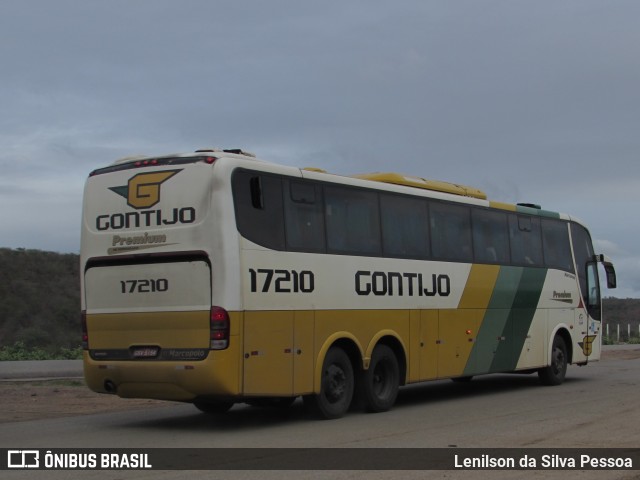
[0,247,638,360]
[0,342,82,361]
[1,248,81,360]
[603,335,640,345]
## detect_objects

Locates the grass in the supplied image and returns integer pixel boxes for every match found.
[603,336,640,346]
[0,342,83,361]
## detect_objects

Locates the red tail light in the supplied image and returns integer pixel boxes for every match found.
[81,311,88,350]
[210,306,230,350]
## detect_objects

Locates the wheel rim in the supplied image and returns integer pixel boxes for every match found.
[552,346,565,375]
[324,364,347,404]
[372,360,392,398]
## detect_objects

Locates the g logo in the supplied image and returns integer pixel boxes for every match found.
[127,170,180,209]
[109,170,181,209]
[579,335,597,356]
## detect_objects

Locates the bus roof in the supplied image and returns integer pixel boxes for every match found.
[92,148,578,224]
[110,148,256,166]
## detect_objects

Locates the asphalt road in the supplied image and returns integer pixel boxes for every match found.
[0,359,82,381]
[1,349,639,480]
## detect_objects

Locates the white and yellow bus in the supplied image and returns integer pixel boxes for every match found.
[81,148,616,419]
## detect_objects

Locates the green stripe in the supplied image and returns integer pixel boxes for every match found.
[490,267,548,372]
[464,266,548,376]
[464,266,522,376]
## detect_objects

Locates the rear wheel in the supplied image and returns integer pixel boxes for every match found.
[362,344,399,413]
[539,335,568,386]
[305,347,354,419]
[193,400,234,414]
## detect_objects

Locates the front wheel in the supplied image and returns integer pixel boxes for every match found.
[361,344,399,413]
[538,335,568,386]
[305,347,354,419]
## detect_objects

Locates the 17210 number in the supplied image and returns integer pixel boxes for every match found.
[120,278,169,294]
[249,268,314,293]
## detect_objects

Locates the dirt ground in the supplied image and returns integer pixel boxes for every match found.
[0,379,174,424]
[1,348,639,424]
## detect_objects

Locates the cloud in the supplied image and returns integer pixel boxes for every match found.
[0,0,638,295]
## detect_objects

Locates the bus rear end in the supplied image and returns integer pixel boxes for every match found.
[80,152,242,403]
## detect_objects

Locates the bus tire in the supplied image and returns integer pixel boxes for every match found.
[193,400,234,414]
[538,335,568,386]
[307,347,354,419]
[362,344,399,413]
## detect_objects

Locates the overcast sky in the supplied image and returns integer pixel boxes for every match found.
[1,1,638,297]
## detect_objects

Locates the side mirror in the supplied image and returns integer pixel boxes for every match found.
[594,254,617,289]
[603,263,617,289]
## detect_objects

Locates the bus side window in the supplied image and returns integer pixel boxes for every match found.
[472,209,510,264]
[509,215,543,266]
[325,186,381,256]
[284,180,326,253]
[541,219,574,273]
[380,194,430,259]
[430,202,472,262]
[232,170,286,250]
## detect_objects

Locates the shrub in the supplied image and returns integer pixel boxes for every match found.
[0,342,82,361]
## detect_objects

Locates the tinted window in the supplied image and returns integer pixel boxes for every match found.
[325,186,381,255]
[233,168,571,272]
[509,215,543,266]
[284,180,326,252]
[542,219,574,272]
[571,223,595,306]
[473,209,510,264]
[430,203,472,262]
[380,194,429,259]
[232,170,285,250]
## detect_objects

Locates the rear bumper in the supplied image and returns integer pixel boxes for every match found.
[82,342,241,401]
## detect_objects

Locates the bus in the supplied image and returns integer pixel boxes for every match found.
[80,148,617,419]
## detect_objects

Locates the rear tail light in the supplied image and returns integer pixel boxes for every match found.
[134,159,159,167]
[81,311,88,350]
[210,306,230,350]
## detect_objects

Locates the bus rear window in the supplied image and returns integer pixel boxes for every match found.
[232,170,286,250]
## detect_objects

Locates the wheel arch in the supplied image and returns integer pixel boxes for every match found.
[366,331,408,386]
[550,326,573,365]
[313,333,364,393]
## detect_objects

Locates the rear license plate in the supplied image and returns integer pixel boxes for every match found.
[131,346,160,358]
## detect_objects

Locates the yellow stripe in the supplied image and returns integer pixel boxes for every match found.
[434,265,500,379]
[459,264,500,309]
